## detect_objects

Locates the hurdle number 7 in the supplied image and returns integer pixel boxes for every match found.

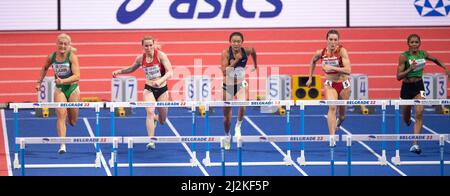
[114,83,120,99]
[128,83,135,99]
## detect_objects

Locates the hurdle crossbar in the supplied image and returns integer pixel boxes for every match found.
[201,100,295,169]
[230,135,339,176]
[10,102,105,175]
[105,101,197,108]
[15,136,121,176]
[391,99,450,106]
[203,100,294,107]
[9,102,104,109]
[344,134,449,176]
[122,136,226,176]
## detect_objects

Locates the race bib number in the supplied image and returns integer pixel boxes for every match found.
[410,58,426,71]
[143,65,162,80]
[322,57,339,73]
[53,62,71,78]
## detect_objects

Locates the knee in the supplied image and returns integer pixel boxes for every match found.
[69,118,78,126]
[223,117,231,124]
[159,116,166,125]
[328,106,337,113]
[415,112,423,120]
[146,110,156,118]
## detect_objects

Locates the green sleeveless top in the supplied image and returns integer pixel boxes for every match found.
[403,50,426,78]
[51,51,72,79]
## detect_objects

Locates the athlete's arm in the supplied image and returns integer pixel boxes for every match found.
[425,50,450,76]
[245,47,257,70]
[157,51,173,85]
[113,55,142,77]
[35,54,53,91]
[396,54,415,81]
[306,50,322,87]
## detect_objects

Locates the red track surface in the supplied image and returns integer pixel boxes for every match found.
[0,111,8,176]
[0,27,449,102]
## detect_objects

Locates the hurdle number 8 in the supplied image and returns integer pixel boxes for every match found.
[40,84,46,100]
[188,83,194,99]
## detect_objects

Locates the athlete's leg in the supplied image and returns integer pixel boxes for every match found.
[143,90,157,138]
[337,86,351,127]
[324,85,339,135]
[54,89,68,153]
[67,87,80,126]
[156,90,169,125]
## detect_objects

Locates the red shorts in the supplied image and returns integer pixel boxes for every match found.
[324,79,351,95]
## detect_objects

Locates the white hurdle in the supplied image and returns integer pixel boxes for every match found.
[295,100,391,166]
[9,102,105,173]
[235,135,339,176]
[390,99,450,165]
[200,100,295,167]
[105,101,201,170]
[344,134,449,176]
[123,136,226,176]
[15,136,120,176]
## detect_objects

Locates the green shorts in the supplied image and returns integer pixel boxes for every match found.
[56,83,78,99]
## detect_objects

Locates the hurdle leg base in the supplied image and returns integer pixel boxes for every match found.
[391,150,401,165]
[109,152,114,168]
[283,150,293,165]
[95,152,101,168]
[13,153,19,169]
[297,151,306,166]
[378,150,387,165]
[202,152,211,166]
[190,152,199,167]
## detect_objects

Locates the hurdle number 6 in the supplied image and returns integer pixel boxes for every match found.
[202,82,209,98]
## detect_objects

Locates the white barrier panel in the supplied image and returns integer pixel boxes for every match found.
[343,134,449,142]
[206,100,294,107]
[266,75,291,100]
[423,73,435,99]
[9,102,104,109]
[350,0,450,26]
[351,74,369,100]
[237,135,338,143]
[125,136,224,144]
[185,76,211,102]
[106,101,197,108]
[392,99,450,106]
[0,0,57,30]
[16,137,121,145]
[60,0,346,29]
[37,77,55,103]
[111,76,137,102]
[296,100,389,106]
[434,73,448,99]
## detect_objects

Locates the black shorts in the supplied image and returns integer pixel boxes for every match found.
[145,84,168,100]
[400,80,425,99]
